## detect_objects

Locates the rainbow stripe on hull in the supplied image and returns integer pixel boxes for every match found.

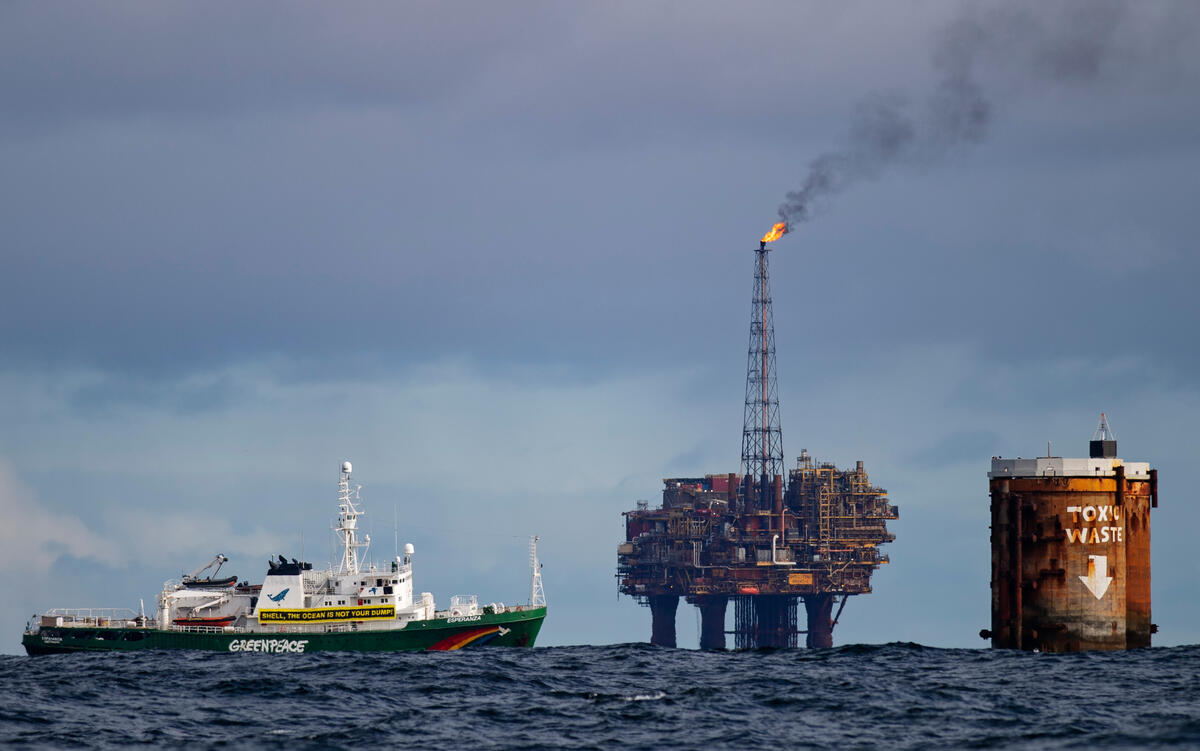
[428,625,510,651]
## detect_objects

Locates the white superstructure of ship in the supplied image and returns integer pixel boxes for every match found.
[153,460,542,634]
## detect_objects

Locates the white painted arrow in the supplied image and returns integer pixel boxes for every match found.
[1079,555,1113,600]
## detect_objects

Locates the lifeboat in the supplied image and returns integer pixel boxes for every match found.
[181,576,239,589]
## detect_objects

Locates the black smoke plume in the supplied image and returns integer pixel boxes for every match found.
[777,1,1189,228]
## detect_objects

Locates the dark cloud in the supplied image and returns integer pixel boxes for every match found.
[0,1,568,132]
[0,2,870,142]
[0,2,1198,390]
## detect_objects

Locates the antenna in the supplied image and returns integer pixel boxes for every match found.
[1093,412,1116,441]
[1089,413,1118,459]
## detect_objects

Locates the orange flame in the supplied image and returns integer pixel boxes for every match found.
[760,222,788,244]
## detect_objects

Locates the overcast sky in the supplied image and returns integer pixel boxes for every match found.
[3,1,1199,653]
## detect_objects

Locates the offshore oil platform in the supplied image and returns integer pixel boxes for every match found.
[617,225,898,649]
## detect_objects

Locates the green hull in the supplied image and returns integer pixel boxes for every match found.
[23,607,546,655]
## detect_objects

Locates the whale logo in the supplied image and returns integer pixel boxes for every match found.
[267,588,290,603]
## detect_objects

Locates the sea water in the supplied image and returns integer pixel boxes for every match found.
[3,643,1199,748]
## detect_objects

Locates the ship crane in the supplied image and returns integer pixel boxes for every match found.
[183,554,228,583]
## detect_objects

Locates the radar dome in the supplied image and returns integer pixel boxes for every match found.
[404,543,415,556]
[341,460,352,474]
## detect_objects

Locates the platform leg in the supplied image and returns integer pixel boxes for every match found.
[804,594,834,648]
[697,596,728,650]
[649,595,678,647]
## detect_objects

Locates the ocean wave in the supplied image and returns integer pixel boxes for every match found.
[3,645,1200,749]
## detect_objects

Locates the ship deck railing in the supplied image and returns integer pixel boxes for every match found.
[433,603,544,619]
[167,624,244,634]
[36,608,145,628]
[496,604,543,612]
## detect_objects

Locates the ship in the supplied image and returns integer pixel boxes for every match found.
[22,461,547,655]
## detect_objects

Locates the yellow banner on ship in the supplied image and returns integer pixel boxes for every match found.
[258,605,396,624]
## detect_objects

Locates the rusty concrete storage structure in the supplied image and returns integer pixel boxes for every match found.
[984,416,1157,652]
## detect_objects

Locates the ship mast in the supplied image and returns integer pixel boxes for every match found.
[529,535,546,607]
[335,460,370,574]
